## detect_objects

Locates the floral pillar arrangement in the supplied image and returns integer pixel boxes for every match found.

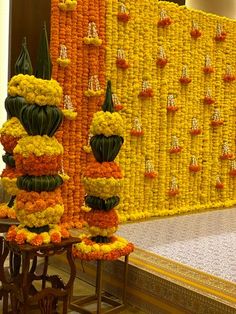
[6,25,70,246]
[73,81,134,260]
[0,38,32,219]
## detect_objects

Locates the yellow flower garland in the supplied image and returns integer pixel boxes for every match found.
[82,177,123,199]
[8,74,62,106]
[1,177,19,195]
[0,118,27,137]
[90,111,124,137]
[12,224,68,245]
[16,204,64,227]
[74,234,131,254]
[14,135,63,157]
[104,0,236,221]
[88,226,118,237]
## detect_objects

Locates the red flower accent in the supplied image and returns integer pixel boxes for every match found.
[156,58,168,68]
[117,13,130,22]
[215,32,227,41]
[167,106,179,112]
[229,169,236,176]
[138,88,154,98]
[179,77,191,84]
[189,165,201,172]
[144,171,157,179]
[203,66,214,74]
[114,104,124,111]
[211,120,224,127]
[170,147,182,154]
[168,189,179,196]
[223,74,236,82]
[220,153,234,160]
[130,130,144,137]
[190,129,202,135]
[190,29,202,38]
[158,17,172,27]
[203,96,215,105]
[116,58,129,69]
[216,182,224,189]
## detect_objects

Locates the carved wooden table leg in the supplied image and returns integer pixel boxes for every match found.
[0,236,10,313]
[21,251,31,313]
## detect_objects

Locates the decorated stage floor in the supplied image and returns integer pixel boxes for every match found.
[60,207,236,313]
[118,207,236,283]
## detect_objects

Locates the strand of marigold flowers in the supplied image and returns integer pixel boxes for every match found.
[72,0,84,227]
[50,0,60,79]
[62,9,74,223]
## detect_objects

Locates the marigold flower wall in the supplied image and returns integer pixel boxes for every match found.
[50,1,236,223]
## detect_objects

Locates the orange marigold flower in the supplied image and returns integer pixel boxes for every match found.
[50,232,61,243]
[15,232,27,245]
[30,235,43,246]
[60,228,70,238]
[6,226,17,241]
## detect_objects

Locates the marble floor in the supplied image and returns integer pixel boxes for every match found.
[118,207,236,282]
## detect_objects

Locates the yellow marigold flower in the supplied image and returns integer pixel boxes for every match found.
[84,90,104,97]
[90,111,124,137]
[57,58,71,67]
[14,135,63,157]
[0,117,27,137]
[83,37,102,46]
[82,177,123,199]
[58,0,77,11]
[8,74,62,106]
[62,109,77,120]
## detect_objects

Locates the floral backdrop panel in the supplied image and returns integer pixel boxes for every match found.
[50,0,236,224]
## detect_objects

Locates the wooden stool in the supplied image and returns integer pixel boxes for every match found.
[70,255,129,314]
[0,237,80,314]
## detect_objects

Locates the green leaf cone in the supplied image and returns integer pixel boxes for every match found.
[35,22,51,80]
[102,80,115,113]
[15,37,33,75]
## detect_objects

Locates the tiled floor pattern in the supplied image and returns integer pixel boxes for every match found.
[118,207,236,282]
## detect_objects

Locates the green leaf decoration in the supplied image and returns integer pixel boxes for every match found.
[35,22,51,80]
[15,37,33,75]
[102,80,115,113]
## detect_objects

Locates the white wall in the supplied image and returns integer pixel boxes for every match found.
[186,0,236,19]
[0,2,10,172]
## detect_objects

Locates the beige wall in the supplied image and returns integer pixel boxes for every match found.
[186,0,236,19]
[0,2,9,173]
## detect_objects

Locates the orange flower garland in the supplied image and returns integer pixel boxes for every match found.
[14,154,62,176]
[16,188,63,213]
[84,209,118,229]
[83,161,122,179]
[50,0,106,226]
[0,134,20,154]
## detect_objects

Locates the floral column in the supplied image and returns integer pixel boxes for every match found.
[74,81,134,260]
[0,38,32,219]
[6,25,69,245]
